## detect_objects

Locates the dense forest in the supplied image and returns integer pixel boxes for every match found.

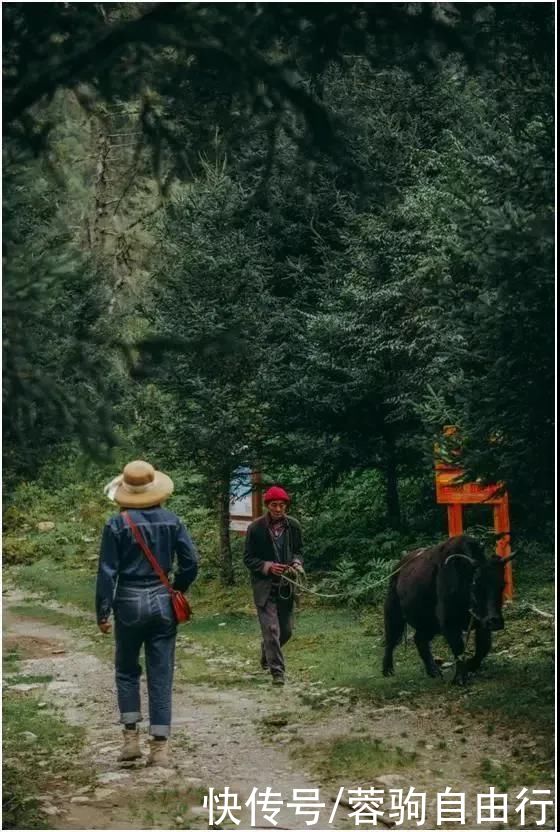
[3,3,555,590]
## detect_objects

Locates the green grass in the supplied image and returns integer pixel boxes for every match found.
[2,690,91,829]
[130,785,208,830]
[4,673,54,685]
[479,757,513,792]
[14,557,96,610]
[294,737,417,783]
[174,650,263,688]
[478,752,551,792]
[3,645,23,673]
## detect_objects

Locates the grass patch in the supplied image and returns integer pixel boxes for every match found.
[256,708,323,741]
[14,558,96,610]
[4,673,54,685]
[479,757,513,792]
[174,650,261,688]
[2,691,91,829]
[3,645,23,673]
[130,785,208,830]
[478,753,550,792]
[294,737,418,784]
[9,603,87,628]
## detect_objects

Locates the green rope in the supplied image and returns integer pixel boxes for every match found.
[278,550,427,601]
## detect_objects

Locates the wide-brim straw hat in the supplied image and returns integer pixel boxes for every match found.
[104,460,174,508]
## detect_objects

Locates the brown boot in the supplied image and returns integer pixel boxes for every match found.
[118,728,142,762]
[147,738,169,767]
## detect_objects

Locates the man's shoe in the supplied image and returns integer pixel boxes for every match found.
[147,738,169,767]
[260,657,269,671]
[118,728,142,762]
[271,674,285,686]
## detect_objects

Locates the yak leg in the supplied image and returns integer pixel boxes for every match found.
[441,624,468,685]
[465,625,492,674]
[413,630,442,678]
[382,588,405,677]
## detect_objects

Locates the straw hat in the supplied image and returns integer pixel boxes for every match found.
[104,460,174,508]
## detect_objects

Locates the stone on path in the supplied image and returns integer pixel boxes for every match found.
[183,776,204,788]
[375,774,408,787]
[94,788,116,800]
[9,683,42,692]
[189,806,209,819]
[97,771,131,784]
[138,766,176,784]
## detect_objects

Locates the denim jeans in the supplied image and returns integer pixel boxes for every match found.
[114,579,177,737]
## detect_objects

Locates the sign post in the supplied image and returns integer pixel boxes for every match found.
[435,428,513,599]
[229,467,263,534]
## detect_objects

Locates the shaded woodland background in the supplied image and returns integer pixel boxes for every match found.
[2,3,555,591]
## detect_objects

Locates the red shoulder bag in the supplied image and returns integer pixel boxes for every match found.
[123,511,192,624]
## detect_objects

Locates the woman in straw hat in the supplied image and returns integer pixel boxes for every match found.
[96,460,198,766]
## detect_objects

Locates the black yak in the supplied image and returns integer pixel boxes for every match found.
[382,535,517,684]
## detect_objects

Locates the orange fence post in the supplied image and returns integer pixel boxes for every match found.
[494,494,513,600]
[447,504,464,536]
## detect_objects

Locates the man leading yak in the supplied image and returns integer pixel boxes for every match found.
[243,486,304,685]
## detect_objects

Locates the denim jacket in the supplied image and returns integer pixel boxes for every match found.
[95,506,199,623]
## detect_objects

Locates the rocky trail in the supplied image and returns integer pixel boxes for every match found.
[2,591,554,830]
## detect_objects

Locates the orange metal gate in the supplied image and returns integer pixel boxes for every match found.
[435,429,513,599]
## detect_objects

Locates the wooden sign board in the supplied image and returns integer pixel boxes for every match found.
[229,467,262,534]
[435,465,505,504]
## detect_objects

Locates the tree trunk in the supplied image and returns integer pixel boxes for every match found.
[384,432,402,530]
[218,477,234,586]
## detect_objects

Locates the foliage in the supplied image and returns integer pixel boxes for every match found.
[408,61,555,520]
[3,3,507,147]
[318,556,399,608]
[2,4,554,556]
[2,98,122,481]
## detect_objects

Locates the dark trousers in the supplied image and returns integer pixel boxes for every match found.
[257,595,294,676]
[114,581,177,737]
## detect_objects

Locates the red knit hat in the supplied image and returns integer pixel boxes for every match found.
[263,486,290,504]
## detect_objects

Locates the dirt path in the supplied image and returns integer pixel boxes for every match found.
[2,593,555,830]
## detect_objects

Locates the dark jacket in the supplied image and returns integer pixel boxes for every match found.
[243,514,303,607]
[95,506,199,623]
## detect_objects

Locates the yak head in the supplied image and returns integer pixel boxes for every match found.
[470,552,517,630]
[444,535,517,631]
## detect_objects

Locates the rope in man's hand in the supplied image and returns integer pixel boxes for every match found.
[278,568,341,600]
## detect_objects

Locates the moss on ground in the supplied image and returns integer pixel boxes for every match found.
[2,689,91,829]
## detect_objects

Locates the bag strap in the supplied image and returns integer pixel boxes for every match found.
[122,511,173,593]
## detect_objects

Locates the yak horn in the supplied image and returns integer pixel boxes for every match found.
[444,553,476,567]
[500,550,518,565]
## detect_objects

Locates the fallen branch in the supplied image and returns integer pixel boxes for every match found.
[525,603,555,620]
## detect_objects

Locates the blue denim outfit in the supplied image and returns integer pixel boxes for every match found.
[95,507,198,737]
